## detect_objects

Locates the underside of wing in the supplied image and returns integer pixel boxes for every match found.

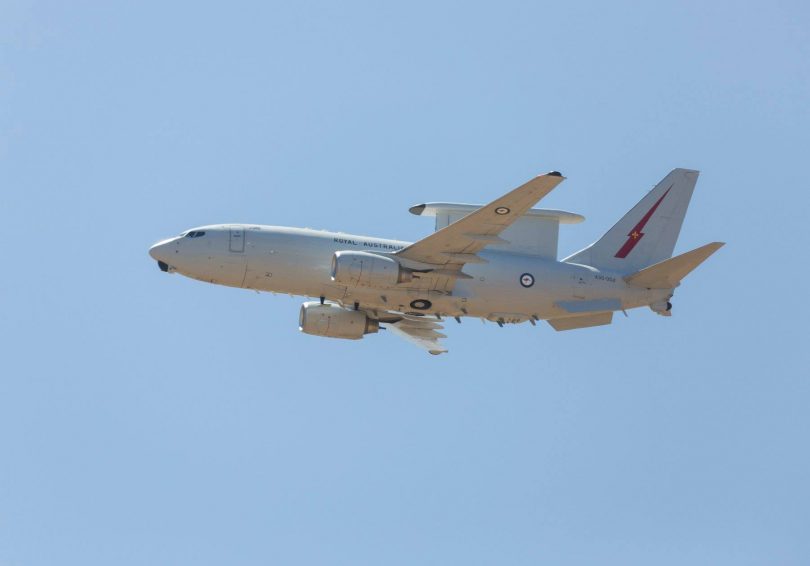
[381,314,448,355]
[396,172,566,274]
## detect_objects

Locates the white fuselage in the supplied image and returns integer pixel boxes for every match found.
[149,224,667,321]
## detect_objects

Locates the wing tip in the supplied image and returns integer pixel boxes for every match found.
[537,170,566,181]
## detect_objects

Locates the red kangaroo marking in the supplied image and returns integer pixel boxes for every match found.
[614,186,672,258]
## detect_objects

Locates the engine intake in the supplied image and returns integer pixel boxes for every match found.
[331,251,413,288]
[299,301,380,340]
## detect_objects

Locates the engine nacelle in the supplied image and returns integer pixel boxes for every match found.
[330,251,413,288]
[299,301,380,340]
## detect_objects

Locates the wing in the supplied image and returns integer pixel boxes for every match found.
[381,314,448,355]
[396,172,566,272]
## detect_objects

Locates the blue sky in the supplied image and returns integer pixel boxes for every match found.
[2,1,809,564]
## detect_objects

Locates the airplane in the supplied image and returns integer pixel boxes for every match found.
[149,168,723,355]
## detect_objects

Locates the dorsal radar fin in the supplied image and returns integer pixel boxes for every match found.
[409,202,584,259]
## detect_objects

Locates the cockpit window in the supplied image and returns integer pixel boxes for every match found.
[184,231,206,238]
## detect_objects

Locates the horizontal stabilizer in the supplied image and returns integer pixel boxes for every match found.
[624,242,725,289]
[548,312,613,331]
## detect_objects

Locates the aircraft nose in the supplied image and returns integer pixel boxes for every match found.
[149,240,168,261]
[149,238,177,271]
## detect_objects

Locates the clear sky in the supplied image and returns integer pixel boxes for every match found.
[2,1,809,564]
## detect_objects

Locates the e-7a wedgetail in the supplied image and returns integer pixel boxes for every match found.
[149,168,723,354]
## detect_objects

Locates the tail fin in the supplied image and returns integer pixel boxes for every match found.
[564,168,699,273]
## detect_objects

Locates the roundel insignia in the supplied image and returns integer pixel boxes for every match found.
[520,273,535,288]
[495,206,511,215]
[409,299,432,310]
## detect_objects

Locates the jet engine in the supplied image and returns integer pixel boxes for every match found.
[330,251,413,288]
[299,301,380,340]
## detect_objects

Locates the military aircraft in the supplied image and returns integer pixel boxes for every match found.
[149,168,723,354]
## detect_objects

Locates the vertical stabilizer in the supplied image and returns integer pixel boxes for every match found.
[564,168,699,273]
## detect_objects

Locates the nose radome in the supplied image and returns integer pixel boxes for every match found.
[149,241,165,261]
[149,238,176,262]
